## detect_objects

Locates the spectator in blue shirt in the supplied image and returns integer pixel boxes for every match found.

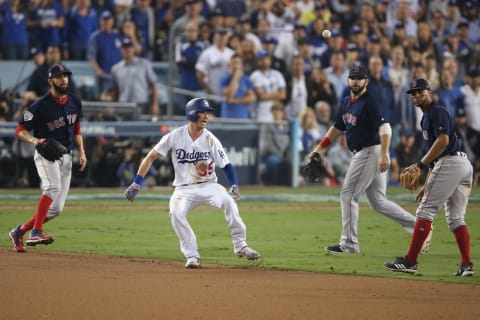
[87,10,123,97]
[220,54,255,119]
[175,21,208,104]
[1,0,29,59]
[29,0,64,50]
[63,0,100,60]
[123,0,155,59]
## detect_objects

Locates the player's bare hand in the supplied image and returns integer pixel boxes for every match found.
[416,186,425,203]
[379,153,390,172]
[79,151,87,172]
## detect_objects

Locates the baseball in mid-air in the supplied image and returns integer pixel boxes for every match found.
[322,29,332,38]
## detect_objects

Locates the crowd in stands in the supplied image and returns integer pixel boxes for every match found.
[1,0,480,187]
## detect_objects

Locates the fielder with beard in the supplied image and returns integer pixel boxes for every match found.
[8,64,87,253]
[308,65,432,254]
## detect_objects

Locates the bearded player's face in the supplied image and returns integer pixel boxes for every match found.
[348,77,367,94]
[50,74,69,95]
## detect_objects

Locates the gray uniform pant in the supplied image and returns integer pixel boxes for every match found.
[339,145,416,252]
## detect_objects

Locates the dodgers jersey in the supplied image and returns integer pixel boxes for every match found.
[153,125,231,187]
[334,90,385,153]
[19,92,83,151]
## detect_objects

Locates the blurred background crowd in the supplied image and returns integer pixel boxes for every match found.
[0,0,479,188]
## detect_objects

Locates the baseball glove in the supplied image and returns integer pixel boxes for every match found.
[301,152,327,183]
[36,138,68,161]
[400,164,422,191]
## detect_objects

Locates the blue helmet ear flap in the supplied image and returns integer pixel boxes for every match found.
[185,98,214,121]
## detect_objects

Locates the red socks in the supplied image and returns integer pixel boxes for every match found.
[406,219,432,265]
[20,195,53,233]
[454,225,471,266]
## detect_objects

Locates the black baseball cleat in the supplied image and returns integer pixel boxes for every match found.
[325,244,356,254]
[454,263,474,276]
[384,256,417,274]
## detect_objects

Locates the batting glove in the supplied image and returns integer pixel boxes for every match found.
[124,182,141,202]
[229,184,240,201]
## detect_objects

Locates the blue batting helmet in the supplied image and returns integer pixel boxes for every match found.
[185,98,214,121]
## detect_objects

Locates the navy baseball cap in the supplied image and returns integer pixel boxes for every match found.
[30,47,43,57]
[406,78,431,94]
[256,49,270,60]
[348,65,368,78]
[467,66,480,77]
[331,29,343,37]
[209,8,224,17]
[121,38,134,47]
[369,34,380,43]
[351,25,363,34]
[48,64,72,79]
[260,35,278,45]
[400,128,416,137]
[100,10,113,19]
[456,108,466,117]
[186,0,201,4]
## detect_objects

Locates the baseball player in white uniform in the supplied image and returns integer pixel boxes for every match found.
[124,98,260,268]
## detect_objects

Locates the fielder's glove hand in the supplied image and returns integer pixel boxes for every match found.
[399,164,422,191]
[301,152,327,182]
[229,184,240,201]
[36,138,68,161]
[124,182,141,202]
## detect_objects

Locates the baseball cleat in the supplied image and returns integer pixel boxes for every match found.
[26,229,55,246]
[325,244,356,254]
[236,246,260,260]
[185,257,201,269]
[384,256,417,274]
[420,225,433,254]
[454,263,474,277]
[9,225,26,253]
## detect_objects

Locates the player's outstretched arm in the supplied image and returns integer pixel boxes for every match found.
[124,149,160,202]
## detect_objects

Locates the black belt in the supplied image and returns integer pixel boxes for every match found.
[433,151,466,164]
[178,181,208,187]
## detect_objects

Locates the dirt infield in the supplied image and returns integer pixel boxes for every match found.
[1,247,479,320]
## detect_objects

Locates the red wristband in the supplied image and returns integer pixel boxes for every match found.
[319,137,331,148]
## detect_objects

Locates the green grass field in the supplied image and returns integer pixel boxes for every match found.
[1,186,479,284]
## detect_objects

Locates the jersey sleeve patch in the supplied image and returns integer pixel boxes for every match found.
[23,111,34,121]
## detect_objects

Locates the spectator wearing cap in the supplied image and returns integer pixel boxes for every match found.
[195,28,234,101]
[219,53,255,119]
[208,7,226,30]
[249,49,286,122]
[324,50,349,117]
[175,21,209,105]
[256,0,295,47]
[460,1,479,45]
[30,47,45,67]
[87,10,123,98]
[0,0,29,59]
[285,55,308,119]
[260,35,287,76]
[29,0,65,50]
[170,0,206,43]
[235,14,262,52]
[295,37,314,77]
[364,34,381,65]
[25,46,72,100]
[446,0,463,32]
[215,0,248,28]
[109,38,159,116]
[120,0,155,60]
[344,43,360,69]
[62,0,99,60]
[461,67,480,132]
[386,0,418,39]
[389,127,422,184]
